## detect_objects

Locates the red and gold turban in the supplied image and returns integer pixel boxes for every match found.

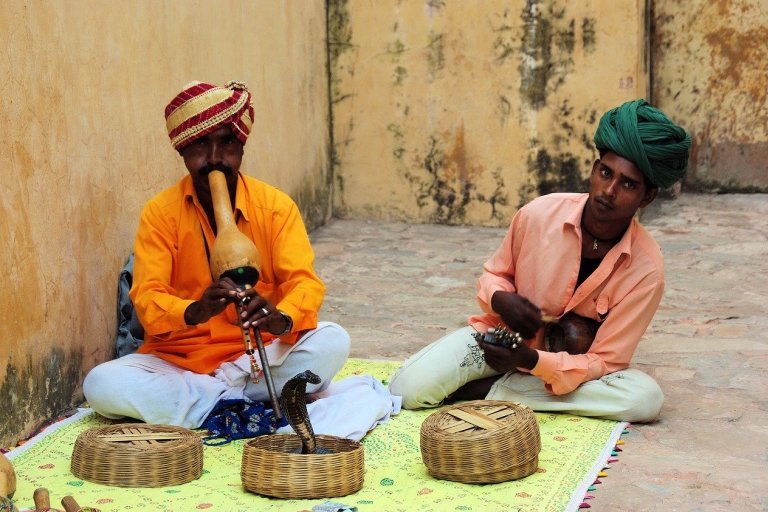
[164,80,254,150]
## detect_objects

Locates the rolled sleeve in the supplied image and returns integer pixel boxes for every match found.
[531,278,664,395]
[270,203,325,336]
[130,202,195,336]
[475,212,522,313]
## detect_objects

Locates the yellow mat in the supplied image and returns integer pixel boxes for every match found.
[7,359,626,512]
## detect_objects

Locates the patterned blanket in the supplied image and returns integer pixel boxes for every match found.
[7,359,626,512]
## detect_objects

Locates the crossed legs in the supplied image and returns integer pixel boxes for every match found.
[388,326,663,423]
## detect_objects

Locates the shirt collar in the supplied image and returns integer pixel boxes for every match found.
[233,173,250,223]
[566,193,636,267]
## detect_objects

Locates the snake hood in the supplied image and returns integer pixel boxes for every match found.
[281,370,322,454]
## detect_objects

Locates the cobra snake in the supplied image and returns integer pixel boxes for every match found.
[280,370,331,454]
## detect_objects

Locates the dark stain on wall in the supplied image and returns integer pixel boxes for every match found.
[328,0,355,217]
[477,169,510,222]
[404,133,508,225]
[386,38,408,86]
[518,148,589,207]
[388,122,406,160]
[426,31,445,81]
[327,0,351,62]
[0,348,83,446]
[703,26,767,113]
[703,30,768,188]
[518,1,576,109]
[491,8,517,64]
[331,117,355,214]
[555,18,576,54]
[519,98,596,206]
[582,17,596,52]
[414,136,473,224]
[653,5,767,190]
[327,0,353,105]
[295,171,333,232]
[497,95,512,126]
[519,2,552,108]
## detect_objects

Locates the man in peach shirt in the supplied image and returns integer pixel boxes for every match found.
[389,100,691,422]
[84,81,350,428]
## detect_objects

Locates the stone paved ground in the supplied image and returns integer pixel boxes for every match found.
[311,193,768,512]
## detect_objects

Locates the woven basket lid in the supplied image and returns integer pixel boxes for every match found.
[71,424,203,487]
[241,434,364,499]
[420,400,541,484]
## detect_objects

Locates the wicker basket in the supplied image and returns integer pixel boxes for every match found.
[420,400,541,484]
[71,424,203,487]
[241,434,364,499]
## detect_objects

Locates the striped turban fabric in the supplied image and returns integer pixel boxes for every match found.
[165,81,254,150]
[593,99,692,189]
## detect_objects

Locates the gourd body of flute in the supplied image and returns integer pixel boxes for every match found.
[207,170,261,283]
[0,453,15,499]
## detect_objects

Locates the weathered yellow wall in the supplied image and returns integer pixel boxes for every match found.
[330,0,650,226]
[653,0,768,191]
[0,0,330,445]
[6,0,762,447]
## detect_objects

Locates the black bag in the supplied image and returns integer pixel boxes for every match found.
[115,254,145,358]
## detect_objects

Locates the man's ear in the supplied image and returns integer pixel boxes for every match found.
[640,186,658,208]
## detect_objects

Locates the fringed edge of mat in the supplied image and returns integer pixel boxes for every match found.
[565,421,629,512]
[5,408,95,461]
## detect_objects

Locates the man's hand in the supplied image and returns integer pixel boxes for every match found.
[490,291,543,340]
[478,340,539,373]
[236,287,290,335]
[184,278,240,325]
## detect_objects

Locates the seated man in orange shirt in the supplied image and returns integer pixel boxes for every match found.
[389,100,690,422]
[84,81,349,428]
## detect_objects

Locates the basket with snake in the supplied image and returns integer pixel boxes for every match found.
[241,370,364,499]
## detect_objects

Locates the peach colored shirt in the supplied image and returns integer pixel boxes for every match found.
[131,173,325,374]
[469,193,664,395]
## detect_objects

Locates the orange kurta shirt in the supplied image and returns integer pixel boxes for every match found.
[130,173,325,374]
[469,193,664,395]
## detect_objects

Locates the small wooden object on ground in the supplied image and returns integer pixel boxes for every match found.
[32,487,63,511]
[61,495,100,512]
[71,424,203,487]
[420,400,541,484]
[241,434,363,499]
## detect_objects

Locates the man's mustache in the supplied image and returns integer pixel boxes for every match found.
[198,164,234,176]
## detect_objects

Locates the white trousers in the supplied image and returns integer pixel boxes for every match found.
[388,326,663,423]
[83,322,350,429]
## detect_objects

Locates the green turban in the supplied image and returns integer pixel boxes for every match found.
[593,99,691,189]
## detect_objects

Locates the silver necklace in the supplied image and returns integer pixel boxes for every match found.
[581,222,624,251]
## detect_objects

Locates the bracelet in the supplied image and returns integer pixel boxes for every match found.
[277,310,293,335]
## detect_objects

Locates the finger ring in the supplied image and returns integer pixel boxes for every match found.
[260,307,269,316]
